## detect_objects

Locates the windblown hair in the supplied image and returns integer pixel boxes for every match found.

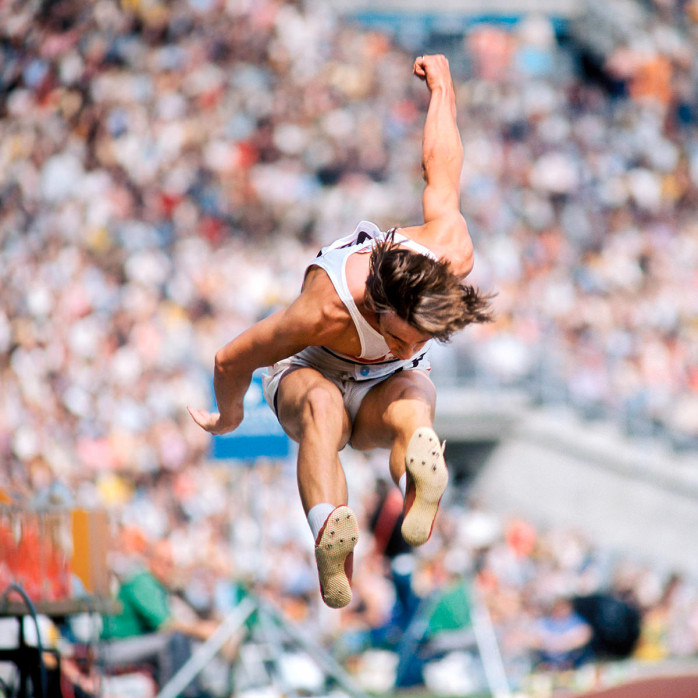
[364,234,494,341]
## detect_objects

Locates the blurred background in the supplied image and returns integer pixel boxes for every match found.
[1,0,698,696]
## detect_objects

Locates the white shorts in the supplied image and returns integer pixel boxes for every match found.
[262,354,430,424]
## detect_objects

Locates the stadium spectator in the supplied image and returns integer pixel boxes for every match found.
[100,537,218,694]
[527,596,594,670]
[1,0,698,691]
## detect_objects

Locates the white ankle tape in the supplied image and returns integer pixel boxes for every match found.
[308,502,336,540]
[399,472,407,498]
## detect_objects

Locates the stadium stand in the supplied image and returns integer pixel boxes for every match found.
[1,0,697,695]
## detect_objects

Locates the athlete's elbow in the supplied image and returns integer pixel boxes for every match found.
[462,236,475,276]
[462,252,474,277]
[214,346,235,375]
[453,235,475,278]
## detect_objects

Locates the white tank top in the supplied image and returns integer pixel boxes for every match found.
[293,221,436,381]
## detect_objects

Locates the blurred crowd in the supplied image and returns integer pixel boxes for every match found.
[55,456,698,695]
[1,0,698,693]
[453,1,698,445]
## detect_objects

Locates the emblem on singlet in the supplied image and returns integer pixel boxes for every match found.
[315,230,372,258]
[339,230,372,249]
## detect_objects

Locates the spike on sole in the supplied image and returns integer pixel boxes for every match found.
[401,427,448,546]
[314,505,358,609]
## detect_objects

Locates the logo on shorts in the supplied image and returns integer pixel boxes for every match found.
[360,366,371,377]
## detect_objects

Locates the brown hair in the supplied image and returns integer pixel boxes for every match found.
[364,233,494,341]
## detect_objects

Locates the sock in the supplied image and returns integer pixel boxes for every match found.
[308,502,336,541]
[399,472,407,498]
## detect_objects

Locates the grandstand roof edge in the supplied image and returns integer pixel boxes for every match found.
[332,0,583,18]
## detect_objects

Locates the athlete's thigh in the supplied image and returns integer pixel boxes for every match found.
[350,370,436,450]
[275,367,353,448]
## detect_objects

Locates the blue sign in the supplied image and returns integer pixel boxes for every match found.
[210,370,291,462]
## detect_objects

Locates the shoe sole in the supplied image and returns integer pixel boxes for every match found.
[315,506,358,609]
[401,427,448,546]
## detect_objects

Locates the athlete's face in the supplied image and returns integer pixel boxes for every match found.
[378,312,431,360]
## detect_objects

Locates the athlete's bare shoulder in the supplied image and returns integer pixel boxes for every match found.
[400,212,474,277]
[299,265,359,348]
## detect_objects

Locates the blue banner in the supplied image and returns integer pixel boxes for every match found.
[210,370,290,462]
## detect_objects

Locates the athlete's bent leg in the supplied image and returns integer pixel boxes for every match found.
[351,370,447,546]
[275,368,357,608]
[351,370,436,477]
[275,368,352,513]
[400,427,448,546]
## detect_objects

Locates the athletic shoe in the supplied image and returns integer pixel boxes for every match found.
[314,505,358,609]
[401,427,448,546]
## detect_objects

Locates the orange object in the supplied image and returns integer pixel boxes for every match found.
[70,509,110,595]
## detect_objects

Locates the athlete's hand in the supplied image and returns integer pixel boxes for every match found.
[413,54,452,92]
[187,406,242,435]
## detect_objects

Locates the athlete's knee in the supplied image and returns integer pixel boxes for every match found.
[383,381,436,430]
[299,385,345,433]
[393,377,436,411]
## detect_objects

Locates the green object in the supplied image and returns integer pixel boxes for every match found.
[101,570,171,639]
[426,581,472,636]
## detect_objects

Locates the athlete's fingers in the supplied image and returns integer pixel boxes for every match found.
[413,55,427,79]
[187,406,220,432]
[187,405,206,427]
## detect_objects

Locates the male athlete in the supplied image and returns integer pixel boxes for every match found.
[189,55,493,608]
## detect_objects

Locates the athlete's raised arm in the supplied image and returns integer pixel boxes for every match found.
[414,54,462,220]
[187,286,332,435]
[412,54,473,276]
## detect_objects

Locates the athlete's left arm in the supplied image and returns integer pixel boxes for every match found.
[187,283,336,435]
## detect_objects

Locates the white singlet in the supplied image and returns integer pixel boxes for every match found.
[262,221,437,421]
